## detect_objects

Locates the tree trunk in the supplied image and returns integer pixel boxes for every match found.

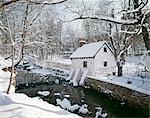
[117,61,123,76]
[7,45,15,94]
[142,26,150,50]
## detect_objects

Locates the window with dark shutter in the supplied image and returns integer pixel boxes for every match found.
[83,61,87,68]
[104,61,107,67]
[104,47,107,52]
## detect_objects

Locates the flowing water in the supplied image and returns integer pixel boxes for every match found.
[16,76,148,118]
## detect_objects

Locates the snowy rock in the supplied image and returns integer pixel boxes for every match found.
[69,80,73,84]
[95,106,102,111]
[37,91,50,96]
[56,98,72,110]
[54,93,61,96]
[121,102,125,105]
[78,104,89,114]
[56,98,62,105]
[95,106,108,118]
[81,99,85,103]
[26,83,29,86]
[64,94,70,98]
[55,79,59,84]
[95,111,108,118]
[56,98,81,113]
[101,112,108,118]
[69,104,80,112]
[103,89,112,94]
[61,98,72,110]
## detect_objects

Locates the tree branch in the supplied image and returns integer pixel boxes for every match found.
[0,0,68,9]
[0,0,19,9]
[28,0,68,5]
[65,16,138,25]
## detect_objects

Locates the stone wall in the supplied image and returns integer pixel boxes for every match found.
[85,77,150,115]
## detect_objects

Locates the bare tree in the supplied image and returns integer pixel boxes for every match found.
[64,0,149,76]
[0,0,68,94]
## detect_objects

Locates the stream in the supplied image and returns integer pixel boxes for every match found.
[15,72,148,118]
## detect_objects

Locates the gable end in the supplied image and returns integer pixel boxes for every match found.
[93,43,114,58]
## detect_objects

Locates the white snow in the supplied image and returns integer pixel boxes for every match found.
[0,56,11,69]
[37,91,50,96]
[32,68,52,75]
[56,98,81,113]
[56,98,71,110]
[95,106,108,118]
[54,92,61,96]
[95,111,108,118]
[0,93,81,118]
[78,104,89,114]
[89,75,150,95]
[70,41,107,58]
[64,94,70,98]
[55,79,59,84]
[43,55,72,65]
[0,69,15,93]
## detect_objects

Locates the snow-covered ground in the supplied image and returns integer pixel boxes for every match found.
[0,93,81,118]
[88,59,150,95]
[0,56,81,118]
[89,75,150,95]
[42,55,72,65]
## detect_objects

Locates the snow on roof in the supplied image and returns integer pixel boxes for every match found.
[70,41,108,58]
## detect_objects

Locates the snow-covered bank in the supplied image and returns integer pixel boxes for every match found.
[0,93,81,118]
[0,56,81,118]
[88,75,150,95]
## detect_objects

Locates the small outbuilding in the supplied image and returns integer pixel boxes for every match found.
[70,41,116,77]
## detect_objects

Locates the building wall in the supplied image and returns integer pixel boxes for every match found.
[71,58,95,76]
[94,44,116,75]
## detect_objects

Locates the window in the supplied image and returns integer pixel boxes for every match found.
[83,61,87,68]
[104,61,107,67]
[104,47,107,52]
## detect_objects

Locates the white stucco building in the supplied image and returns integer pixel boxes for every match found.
[70,41,117,77]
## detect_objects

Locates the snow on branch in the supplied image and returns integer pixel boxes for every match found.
[24,41,46,46]
[65,15,138,25]
[28,0,68,5]
[120,30,137,34]
[0,0,19,9]
[120,0,149,14]
[0,0,68,9]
